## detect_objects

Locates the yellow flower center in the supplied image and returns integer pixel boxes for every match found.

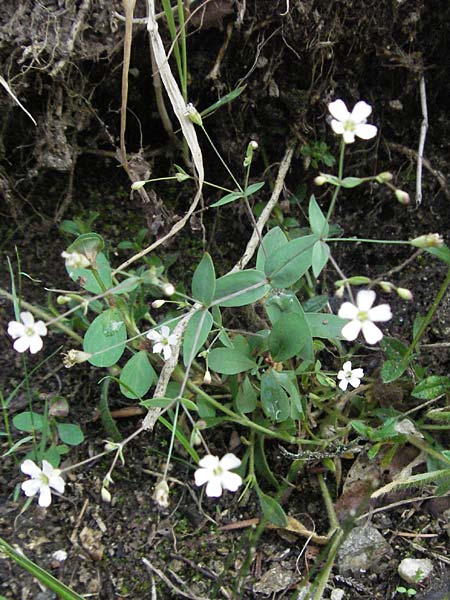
[213,466,223,477]
[357,310,368,322]
[25,326,35,336]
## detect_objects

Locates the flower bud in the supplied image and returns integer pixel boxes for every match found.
[101,487,112,503]
[163,283,175,297]
[410,233,444,248]
[57,295,71,305]
[153,480,170,508]
[203,370,212,384]
[396,287,413,301]
[394,189,410,205]
[334,286,345,298]
[61,251,91,272]
[152,299,166,309]
[63,350,92,368]
[376,171,393,183]
[379,281,393,293]
[191,428,202,447]
[175,172,190,182]
[184,103,203,126]
[314,175,327,186]
[131,180,148,190]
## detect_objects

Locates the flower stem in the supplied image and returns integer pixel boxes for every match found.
[326,140,345,221]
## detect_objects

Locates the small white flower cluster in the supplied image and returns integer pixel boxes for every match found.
[20,459,65,507]
[146,325,177,360]
[8,312,47,354]
[194,453,242,497]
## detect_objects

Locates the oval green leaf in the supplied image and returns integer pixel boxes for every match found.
[208,347,256,374]
[213,269,269,307]
[192,253,216,305]
[265,235,316,288]
[260,370,290,422]
[83,308,127,367]
[56,423,84,446]
[183,310,213,366]
[120,351,157,399]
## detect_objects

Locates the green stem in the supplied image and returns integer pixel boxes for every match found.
[311,529,344,600]
[326,237,412,245]
[326,140,345,221]
[200,125,243,192]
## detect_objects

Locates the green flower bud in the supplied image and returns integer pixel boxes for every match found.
[314,175,327,186]
[397,287,413,300]
[184,103,203,126]
[410,233,444,248]
[395,189,410,205]
[376,171,393,183]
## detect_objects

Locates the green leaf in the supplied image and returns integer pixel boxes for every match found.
[260,370,290,422]
[0,537,85,600]
[183,310,213,366]
[271,370,304,420]
[412,376,450,400]
[69,252,112,293]
[213,269,269,307]
[256,227,288,271]
[265,290,303,324]
[83,308,127,367]
[256,487,287,527]
[111,276,141,295]
[13,411,44,433]
[67,232,104,258]
[269,312,313,362]
[312,240,330,277]
[340,176,364,188]
[265,235,316,288]
[305,313,347,339]
[308,195,329,237]
[201,85,246,117]
[235,376,257,413]
[426,244,450,265]
[208,347,256,374]
[381,359,407,383]
[244,181,265,196]
[120,351,156,399]
[192,253,216,305]
[140,397,197,411]
[210,191,243,208]
[56,423,84,446]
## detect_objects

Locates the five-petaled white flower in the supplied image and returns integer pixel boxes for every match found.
[337,361,364,391]
[146,325,177,360]
[194,453,242,498]
[338,289,392,345]
[328,100,378,144]
[20,459,65,507]
[8,312,47,354]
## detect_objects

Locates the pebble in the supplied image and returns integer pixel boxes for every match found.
[337,526,392,576]
[398,557,433,584]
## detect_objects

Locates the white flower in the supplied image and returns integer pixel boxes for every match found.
[8,312,47,354]
[61,250,91,274]
[338,290,392,345]
[194,453,242,498]
[328,99,378,144]
[337,361,364,391]
[146,325,177,360]
[20,459,65,507]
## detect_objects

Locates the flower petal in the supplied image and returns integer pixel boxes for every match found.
[328,99,350,122]
[351,100,372,123]
[361,321,383,345]
[146,330,161,342]
[338,302,359,320]
[160,325,170,338]
[220,472,242,492]
[341,319,362,341]
[20,312,35,327]
[194,467,211,487]
[356,290,376,311]
[7,321,25,339]
[21,479,41,497]
[21,459,41,477]
[348,375,361,388]
[355,123,377,140]
[49,475,65,494]
[167,334,178,346]
[205,478,223,497]
[331,120,345,135]
[38,485,52,507]
[352,368,364,378]
[342,130,355,144]
[13,336,30,353]
[220,453,241,471]
[368,304,392,322]
[339,379,349,391]
[28,334,43,354]
[337,370,346,380]
[162,345,172,360]
[198,455,220,470]
[153,342,163,354]
[34,321,47,336]
[342,361,352,372]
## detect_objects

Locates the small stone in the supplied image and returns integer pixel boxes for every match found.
[337,526,392,576]
[398,558,433,584]
[253,564,296,595]
[331,590,345,600]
